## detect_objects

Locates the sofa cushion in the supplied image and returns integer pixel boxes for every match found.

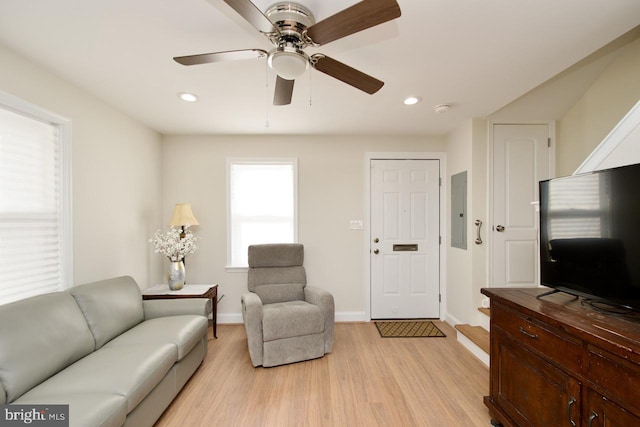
[253,284,304,304]
[262,301,324,342]
[16,392,127,427]
[105,315,208,360]
[20,343,176,413]
[0,292,95,403]
[70,276,144,349]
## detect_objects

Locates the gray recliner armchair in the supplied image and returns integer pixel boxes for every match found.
[241,243,335,367]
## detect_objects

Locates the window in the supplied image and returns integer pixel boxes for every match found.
[227,158,297,268]
[546,173,607,240]
[0,92,72,305]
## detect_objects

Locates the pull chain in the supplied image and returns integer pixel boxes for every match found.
[308,69,313,107]
[265,61,270,128]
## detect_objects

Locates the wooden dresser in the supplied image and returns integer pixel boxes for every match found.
[482,287,640,427]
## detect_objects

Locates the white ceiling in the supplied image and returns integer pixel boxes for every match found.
[0,0,639,136]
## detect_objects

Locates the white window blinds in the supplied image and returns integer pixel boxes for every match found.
[227,159,297,268]
[547,173,607,240]
[0,95,71,305]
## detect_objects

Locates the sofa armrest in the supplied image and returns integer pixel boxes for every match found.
[305,286,335,353]
[241,292,264,367]
[143,298,211,320]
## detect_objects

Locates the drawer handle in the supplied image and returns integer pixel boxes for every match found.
[567,397,576,427]
[519,326,538,340]
[588,411,598,427]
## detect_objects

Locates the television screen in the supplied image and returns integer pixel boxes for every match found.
[539,162,640,310]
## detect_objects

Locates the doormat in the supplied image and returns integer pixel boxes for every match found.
[375,320,446,338]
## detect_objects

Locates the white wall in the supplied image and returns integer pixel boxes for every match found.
[557,37,640,175]
[443,118,488,326]
[161,134,445,322]
[445,121,474,324]
[470,120,488,317]
[0,43,163,288]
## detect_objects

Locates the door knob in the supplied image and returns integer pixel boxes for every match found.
[496,225,505,232]
[373,249,379,254]
[373,238,379,243]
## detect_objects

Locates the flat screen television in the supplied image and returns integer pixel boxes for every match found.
[539,162,640,311]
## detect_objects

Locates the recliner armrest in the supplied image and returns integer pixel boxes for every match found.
[304,286,335,353]
[241,292,264,367]
[143,298,211,320]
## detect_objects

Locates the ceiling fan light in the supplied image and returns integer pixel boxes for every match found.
[268,48,309,80]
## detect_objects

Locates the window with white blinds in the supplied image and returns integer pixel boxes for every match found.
[227,159,297,268]
[546,173,608,241]
[0,93,72,305]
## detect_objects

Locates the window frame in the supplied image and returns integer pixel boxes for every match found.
[0,90,73,304]
[226,157,298,271]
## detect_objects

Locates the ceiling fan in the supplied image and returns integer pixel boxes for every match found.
[173,0,401,105]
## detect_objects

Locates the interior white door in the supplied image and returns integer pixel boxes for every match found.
[370,159,440,318]
[491,124,551,287]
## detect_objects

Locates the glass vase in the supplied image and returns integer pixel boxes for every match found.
[167,260,185,290]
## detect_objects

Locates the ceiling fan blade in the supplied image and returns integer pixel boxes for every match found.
[305,0,400,46]
[273,76,294,106]
[223,0,281,36]
[311,55,384,94]
[174,49,267,66]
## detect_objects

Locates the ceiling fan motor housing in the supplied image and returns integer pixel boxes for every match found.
[265,2,315,80]
[266,2,315,47]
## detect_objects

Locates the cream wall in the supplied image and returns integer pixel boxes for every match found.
[445,121,474,325]
[557,37,640,175]
[161,134,445,322]
[470,120,488,317]
[0,43,163,288]
[443,119,488,325]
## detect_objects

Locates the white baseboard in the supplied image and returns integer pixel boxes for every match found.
[456,332,490,367]
[217,311,368,325]
[479,311,490,331]
[335,312,367,322]
[218,313,243,324]
[444,312,462,327]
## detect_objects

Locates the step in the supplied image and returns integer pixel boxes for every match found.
[456,324,490,354]
[455,324,490,367]
[478,307,490,317]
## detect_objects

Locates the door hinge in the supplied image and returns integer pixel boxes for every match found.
[548,137,551,148]
[439,177,442,186]
[439,294,442,302]
[439,236,442,244]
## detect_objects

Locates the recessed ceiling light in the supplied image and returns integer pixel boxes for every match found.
[403,96,421,106]
[177,92,198,102]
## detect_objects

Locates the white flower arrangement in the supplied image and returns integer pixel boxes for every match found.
[149,226,200,262]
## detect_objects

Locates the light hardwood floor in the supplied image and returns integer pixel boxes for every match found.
[155,321,491,426]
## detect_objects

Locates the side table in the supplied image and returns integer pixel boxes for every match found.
[142,284,218,338]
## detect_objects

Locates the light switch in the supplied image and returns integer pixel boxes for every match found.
[350,220,363,230]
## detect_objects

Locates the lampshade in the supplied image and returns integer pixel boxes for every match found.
[268,47,309,80]
[168,203,199,227]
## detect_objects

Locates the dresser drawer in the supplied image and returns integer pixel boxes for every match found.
[588,346,640,412]
[491,303,584,374]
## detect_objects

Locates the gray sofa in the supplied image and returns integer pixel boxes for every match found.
[0,276,210,427]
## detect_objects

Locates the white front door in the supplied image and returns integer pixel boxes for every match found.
[370,159,440,318]
[491,124,552,287]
